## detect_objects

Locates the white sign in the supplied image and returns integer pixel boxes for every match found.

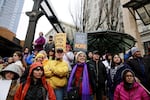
[0,80,12,100]
[74,32,87,52]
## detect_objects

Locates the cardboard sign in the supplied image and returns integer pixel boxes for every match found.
[74,33,87,52]
[54,33,66,52]
[0,80,12,100]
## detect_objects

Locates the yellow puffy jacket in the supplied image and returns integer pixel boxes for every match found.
[44,60,69,89]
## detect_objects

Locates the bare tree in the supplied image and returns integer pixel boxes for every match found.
[69,0,124,33]
[68,0,84,32]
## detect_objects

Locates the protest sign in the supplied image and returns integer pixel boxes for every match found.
[54,33,66,52]
[0,80,12,100]
[74,33,87,52]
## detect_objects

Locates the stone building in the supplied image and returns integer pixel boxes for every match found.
[45,21,76,44]
[83,0,150,54]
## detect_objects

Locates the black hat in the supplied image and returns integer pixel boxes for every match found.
[56,48,63,53]
[49,48,55,52]
[49,35,53,38]
[33,66,43,71]
[93,50,99,55]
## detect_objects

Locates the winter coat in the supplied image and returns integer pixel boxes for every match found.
[44,60,69,89]
[7,81,20,100]
[34,36,46,51]
[0,63,21,100]
[107,63,129,94]
[14,62,56,100]
[126,57,149,91]
[14,60,25,77]
[88,59,107,86]
[25,53,35,65]
[44,41,55,53]
[87,59,107,98]
[114,82,150,100]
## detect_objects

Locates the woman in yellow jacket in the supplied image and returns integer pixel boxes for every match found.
[44,48,69,100]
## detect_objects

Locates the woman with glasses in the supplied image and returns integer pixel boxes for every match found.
[114,69,150,100]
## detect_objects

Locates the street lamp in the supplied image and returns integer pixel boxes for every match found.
[40,0,64,33]
[123,0,150,25]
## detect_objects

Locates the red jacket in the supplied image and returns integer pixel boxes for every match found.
[14,62,56,100]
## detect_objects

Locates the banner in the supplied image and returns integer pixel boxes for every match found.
[74,33,87,52]
[54,33,66,52]
[0,80,12,100]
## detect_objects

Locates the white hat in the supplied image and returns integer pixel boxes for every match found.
[75,51,86,62]
[131,47,140,55]
[0,63,21,80]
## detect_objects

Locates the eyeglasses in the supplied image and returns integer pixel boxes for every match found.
[125,75,134,77]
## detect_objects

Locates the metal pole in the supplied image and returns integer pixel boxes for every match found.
[24,0,43,52]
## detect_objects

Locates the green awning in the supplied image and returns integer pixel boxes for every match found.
[87,30,136,54]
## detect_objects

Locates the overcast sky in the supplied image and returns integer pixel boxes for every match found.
[16,0,74,40]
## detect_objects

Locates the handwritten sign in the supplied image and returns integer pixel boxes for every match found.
[0,80,12,100]
[54,33,66,52]
[74,33,87,52]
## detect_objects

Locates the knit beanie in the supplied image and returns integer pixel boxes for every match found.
[121,69,135,80]
[75,51,86,62]
[121,69,135,90]
[130,47,140,55]
[35,53,44,60]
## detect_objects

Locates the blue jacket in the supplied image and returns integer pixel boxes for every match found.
[25,54,35,65]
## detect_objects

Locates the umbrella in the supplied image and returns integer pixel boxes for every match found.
[87,30,136,55]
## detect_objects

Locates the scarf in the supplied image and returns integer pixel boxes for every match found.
[67,63,90,100]
[124,82,134,91]
[110,63,124,82]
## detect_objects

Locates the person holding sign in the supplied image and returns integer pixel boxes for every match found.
[63,44,74,71]
[44,48,69,100]
[0,63,21,100]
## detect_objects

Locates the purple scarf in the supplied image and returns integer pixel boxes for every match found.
[67,63,90,100]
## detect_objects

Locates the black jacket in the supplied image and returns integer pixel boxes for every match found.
[24,79,47,100]
[87,60,107,86]
[127,57,150,91]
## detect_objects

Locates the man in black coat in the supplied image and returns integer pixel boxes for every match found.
[126,47,150,92]
[87,50,107,100]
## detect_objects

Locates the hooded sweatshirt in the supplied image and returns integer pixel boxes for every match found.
[14,62,56,100]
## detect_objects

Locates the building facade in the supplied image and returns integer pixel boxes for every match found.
[0,0,24,33]
[0,0,24,57]
[45,21,76,44]
[138,21,150,55]
[83,0,149,54]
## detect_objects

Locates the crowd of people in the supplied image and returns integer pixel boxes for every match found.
[0,32,150,100]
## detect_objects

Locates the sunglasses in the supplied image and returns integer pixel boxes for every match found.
[34,66,43,71]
